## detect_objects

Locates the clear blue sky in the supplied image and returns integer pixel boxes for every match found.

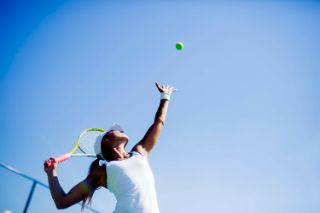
[1,1,319,212]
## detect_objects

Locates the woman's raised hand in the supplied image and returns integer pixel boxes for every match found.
[155,82,176,95]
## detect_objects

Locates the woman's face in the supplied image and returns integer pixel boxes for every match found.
[101,130,129,148]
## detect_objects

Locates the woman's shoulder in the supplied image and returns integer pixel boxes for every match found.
[130,151,142,156]
[130,151,149,160]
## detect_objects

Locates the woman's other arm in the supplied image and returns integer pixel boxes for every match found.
[44,158,102,209]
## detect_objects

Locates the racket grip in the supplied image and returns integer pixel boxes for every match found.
[45,153,72,168]
[56,153,72,163]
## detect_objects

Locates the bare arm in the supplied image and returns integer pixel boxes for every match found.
[44,158,101,209]
[132,82,176,156]
[47,176,92,209]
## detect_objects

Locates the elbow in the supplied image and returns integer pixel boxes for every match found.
[56,203,65,209]
[55,200,71,209]
[56,203,67,209]
[56,203,71,209]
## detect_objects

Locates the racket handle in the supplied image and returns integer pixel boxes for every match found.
[45,153,72,168]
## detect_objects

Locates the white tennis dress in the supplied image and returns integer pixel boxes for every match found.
[106,151,160,213]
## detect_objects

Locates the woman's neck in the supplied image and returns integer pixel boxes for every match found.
[110,146,130,161]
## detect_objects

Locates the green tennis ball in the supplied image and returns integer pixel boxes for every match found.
[176,42,184,51]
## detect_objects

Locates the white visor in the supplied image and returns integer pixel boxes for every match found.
[94,123,124,157]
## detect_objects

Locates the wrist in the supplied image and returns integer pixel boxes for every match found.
[47,170,57,177]
[160,92,171,101]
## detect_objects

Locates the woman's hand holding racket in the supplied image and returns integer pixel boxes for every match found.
[44,157,58,175]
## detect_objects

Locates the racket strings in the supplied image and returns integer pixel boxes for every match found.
[78,131,104,155]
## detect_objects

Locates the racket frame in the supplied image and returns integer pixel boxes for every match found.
[45,127,106,167]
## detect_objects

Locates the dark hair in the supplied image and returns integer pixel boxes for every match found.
[101,143,114,162]
[82,135,112,210]
[81,155,105,211]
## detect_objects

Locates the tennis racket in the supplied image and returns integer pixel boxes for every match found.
[45,127,106,167]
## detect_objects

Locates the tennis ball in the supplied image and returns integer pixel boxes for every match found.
[176,42,184,51]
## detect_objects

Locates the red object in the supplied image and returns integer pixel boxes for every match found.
[45,153,71,167]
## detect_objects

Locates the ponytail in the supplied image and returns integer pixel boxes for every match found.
[81,155,106,211]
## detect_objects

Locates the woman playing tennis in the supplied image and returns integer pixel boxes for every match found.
[44,82,176,212]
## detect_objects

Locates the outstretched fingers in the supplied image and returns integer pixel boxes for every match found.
[155,82,177,94]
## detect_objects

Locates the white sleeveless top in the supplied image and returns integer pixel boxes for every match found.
[106,151,160,213]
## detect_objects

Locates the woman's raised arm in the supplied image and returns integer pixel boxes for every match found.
[132,82,176,156]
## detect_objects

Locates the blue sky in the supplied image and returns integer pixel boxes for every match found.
[0,1,319,212]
